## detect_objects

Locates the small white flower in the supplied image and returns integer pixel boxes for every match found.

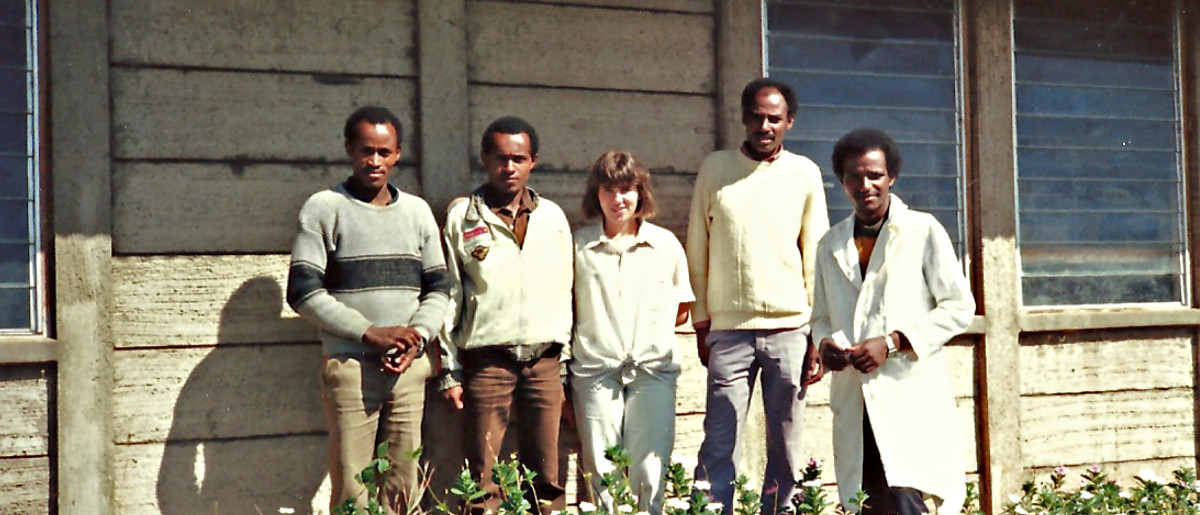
[278,509,295,515]
[617,505,634,513]
[1008,494,1023,504]
[666,498,690,510]
[1079,491,1095,500]
[579,502,597,512]
[1014,507,1029,515]
[1119,491,1132,499]
[1192,480,1200,493]
[693,480,712,491]
[636,511,650,515]
[705,502,723,511]
[801,480,822,489]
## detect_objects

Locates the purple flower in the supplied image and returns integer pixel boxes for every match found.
[1088,464,1101,474]
[1053,466,1068,477]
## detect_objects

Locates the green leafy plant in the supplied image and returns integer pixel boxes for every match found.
[782,458,864,515]
[332,442,394,515]
[1002,465,1200,515]
[331,443,430,515]
[332,444,1200,515]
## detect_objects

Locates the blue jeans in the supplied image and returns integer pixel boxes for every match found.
[695,328,813,514]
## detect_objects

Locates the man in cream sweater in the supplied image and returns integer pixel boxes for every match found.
[686,78,829,513]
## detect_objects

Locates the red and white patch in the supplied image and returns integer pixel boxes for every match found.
[463,226,489,241]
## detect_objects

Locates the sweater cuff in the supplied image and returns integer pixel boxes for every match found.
[435,370,462,391]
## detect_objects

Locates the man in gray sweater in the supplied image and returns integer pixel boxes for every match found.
[287,106,450,514]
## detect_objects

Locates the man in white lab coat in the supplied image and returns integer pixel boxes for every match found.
[811,128,975,515]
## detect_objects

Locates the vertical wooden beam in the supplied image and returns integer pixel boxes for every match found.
[49,0,114,512]
[416,0,471,218]
[715,0,763,149]
[415,0,470,502]
[1182,0,1200,473]
[966,0,1023,512]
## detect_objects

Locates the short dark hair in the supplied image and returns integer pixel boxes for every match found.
[831,128,902,180]
[581,150,657,220]
[742,78,799,119]
[481,116,539,156]
[343,106,403,147]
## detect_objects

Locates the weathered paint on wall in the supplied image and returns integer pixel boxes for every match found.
[1019,329,1196,470]
[20,0,1200,513]
[0,366,52,513]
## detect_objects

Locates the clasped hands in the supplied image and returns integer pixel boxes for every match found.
[820,333,891,374]
[362,325,424,375]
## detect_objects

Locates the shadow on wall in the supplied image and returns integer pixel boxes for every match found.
[156,276,328,514]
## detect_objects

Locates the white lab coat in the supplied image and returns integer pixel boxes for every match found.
[810,196,974,513]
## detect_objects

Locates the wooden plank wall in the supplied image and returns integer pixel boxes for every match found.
[0,365,53,513]
[102,0,720,512]
[1019,328,1196,483]
[107,0,420,511]
[463,0,715,240]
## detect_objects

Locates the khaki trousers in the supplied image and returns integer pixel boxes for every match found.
[321,353,432,515]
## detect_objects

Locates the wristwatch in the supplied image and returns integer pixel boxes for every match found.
[884,333,898,357]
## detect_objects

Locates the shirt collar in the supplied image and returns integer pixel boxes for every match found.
[740,142,784,163]
[342,180,400,205]
[479,185,538,214]
[583,221,654,250]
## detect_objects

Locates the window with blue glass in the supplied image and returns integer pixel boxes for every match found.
[765,0,966,256]
[0,0,41,332]
[1014,0,1186,306]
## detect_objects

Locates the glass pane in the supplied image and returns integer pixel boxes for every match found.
[0,199,29,241]
[0,155,25,194]
[0,69,25,113]
[0,26,23,68]
[0,242,29,283]
[0,1,24,24]
[0,112,26,153]
[0,286,31,330]
[1014,0,1185,306]
[766,0,965,258]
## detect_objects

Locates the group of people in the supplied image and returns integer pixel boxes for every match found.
[286,77,975,515]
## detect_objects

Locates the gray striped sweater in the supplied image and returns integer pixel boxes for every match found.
[287,182,451,355]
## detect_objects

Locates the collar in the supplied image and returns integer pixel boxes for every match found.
[740,142,784,163]
[342,180,400,205]
[853,208,891,238]
[480,185,538,214]
[831,195,908,285]
[466,185,542,222]
[582,221,654,251]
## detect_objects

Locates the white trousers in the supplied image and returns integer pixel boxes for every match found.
[572,368,677,515]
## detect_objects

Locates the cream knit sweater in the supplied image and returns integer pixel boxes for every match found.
[685,149,829,330]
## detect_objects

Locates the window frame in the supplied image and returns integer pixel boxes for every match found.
[1011,0,1192,309]
[761,0,973,275]
[0,0,50,344]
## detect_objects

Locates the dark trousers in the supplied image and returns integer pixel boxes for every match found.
[862,410,928,515]
[461,346,566,515]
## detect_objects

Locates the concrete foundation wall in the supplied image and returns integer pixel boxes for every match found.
[1018,328,1196,481]
[0,366,53,513]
